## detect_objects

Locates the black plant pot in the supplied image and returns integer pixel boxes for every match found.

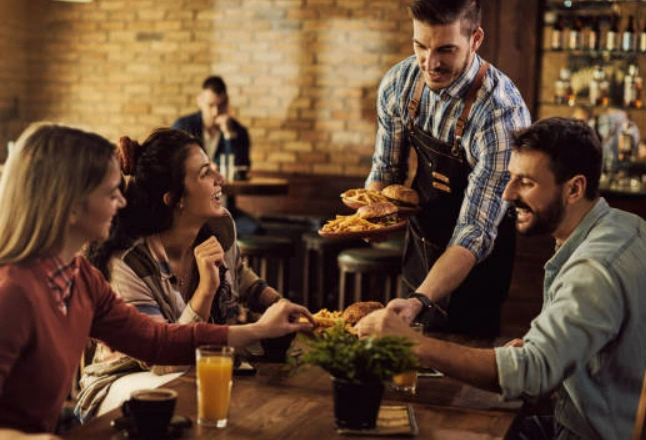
[332,377,384,430]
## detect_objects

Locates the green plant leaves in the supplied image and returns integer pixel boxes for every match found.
[300,322,420,384]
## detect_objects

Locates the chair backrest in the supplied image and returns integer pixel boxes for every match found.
[633,369,646,440]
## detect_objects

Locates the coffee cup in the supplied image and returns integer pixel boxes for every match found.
[260,331,296,362]
[121,388,177,437]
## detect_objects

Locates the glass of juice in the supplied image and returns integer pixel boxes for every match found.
[391,323,424,394]
[196,345,235,428]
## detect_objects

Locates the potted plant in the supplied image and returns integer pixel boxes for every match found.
[299,322,419,430]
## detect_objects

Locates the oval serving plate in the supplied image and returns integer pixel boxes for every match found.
[318,220,408,241]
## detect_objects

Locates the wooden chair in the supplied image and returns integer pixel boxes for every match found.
[633,369,646,440]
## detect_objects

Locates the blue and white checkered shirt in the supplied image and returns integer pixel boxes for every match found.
[367,54,531,262]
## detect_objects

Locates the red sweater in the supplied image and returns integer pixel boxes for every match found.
[0,257,228,433]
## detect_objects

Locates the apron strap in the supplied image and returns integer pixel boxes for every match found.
[406,62,490,154]
[454,61,489,154]
[407,75,427,125]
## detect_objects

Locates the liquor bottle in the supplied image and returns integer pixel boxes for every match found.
[624,65,638,108]
[589,66,602,106]
[635,75,643,109]
[552,15,564,51]
[587,16,601,51]
[640,19,646,53]
[606,15,619,52]
[599,69,610,107]
[555,68,574,106]
[569,17,583,50]
[622,15,636,52]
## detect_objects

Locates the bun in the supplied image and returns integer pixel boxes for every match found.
[357,202,398,220]
[342,301,384,326]
[382,184,419,207]
[117,136,141,176]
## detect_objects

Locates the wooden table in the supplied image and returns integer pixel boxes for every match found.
[63,339,522,440]
[223,177,289,197]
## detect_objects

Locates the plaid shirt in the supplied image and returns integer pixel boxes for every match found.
[41,255,81,315]
[367,54,531,262]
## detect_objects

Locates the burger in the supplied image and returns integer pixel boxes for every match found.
[342,301,384,326]
[357,201,400,226]
[381,184,419,208]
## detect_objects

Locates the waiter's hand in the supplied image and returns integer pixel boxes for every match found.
[386,297,423,324]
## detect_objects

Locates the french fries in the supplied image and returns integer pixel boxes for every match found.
[341,188,388,206]
[320,213,382,233]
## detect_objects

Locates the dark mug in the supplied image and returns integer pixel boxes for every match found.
[260,332,296,362]
[121,388,177,437]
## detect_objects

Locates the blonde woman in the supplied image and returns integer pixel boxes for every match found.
[0,123,312,440]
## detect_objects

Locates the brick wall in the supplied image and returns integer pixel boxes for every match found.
[0,0,35,161]
[3,0,414,176]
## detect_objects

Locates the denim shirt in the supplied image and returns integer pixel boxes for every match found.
[495,198,646,440]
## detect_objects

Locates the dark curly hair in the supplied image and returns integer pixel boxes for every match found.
[89,128,203,279]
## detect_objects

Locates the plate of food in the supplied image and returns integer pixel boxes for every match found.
[340,188,389,210]
[341,184,421,214]
[302,301,385,336]
[319,202,408,240]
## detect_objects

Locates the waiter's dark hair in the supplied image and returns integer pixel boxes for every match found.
[511,117,602,200]
[409,0,481,37]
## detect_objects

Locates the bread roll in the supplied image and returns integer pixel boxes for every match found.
[342,301,384,325]
[382,184,419,207]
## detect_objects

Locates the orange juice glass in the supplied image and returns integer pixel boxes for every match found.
[392,323,423,394]
[196,345,235,428]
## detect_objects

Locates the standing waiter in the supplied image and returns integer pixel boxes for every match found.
[366,0,530,336]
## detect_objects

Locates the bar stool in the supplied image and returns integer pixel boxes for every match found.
[301,233,367,310]
[337,247,403,309]
[237,235,294,295]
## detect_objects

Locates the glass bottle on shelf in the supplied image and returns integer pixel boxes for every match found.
[640,20,646,53]
[587,16,601,51]
[569,17,583,51]
[622,15,636,52]
[599,68,610,107]
[606,15,620,52]
[635,75,643,109]
[555,68,575,106]
[552,15,565,51]
[623,65,639,108]
[590,66,609,107]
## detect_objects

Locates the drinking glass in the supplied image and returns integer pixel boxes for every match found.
[196,345,235,428]
[391,323,424,394]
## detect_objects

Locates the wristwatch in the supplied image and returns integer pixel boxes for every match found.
[408,292,432,309]
[408,292,447,317]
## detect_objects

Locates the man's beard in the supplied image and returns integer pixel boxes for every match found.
[512,196,565,237]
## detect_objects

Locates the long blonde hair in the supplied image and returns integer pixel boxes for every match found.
[0,123,116,264]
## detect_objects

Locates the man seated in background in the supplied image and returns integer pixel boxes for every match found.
[173,75,259,236]
[358,117,646,440]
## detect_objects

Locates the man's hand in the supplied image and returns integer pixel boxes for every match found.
[356,308,419,340]
[385,297,423,324]
[215,114,236,139]
[0,430,60,440]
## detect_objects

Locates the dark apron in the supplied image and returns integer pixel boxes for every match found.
[401,63,515,337]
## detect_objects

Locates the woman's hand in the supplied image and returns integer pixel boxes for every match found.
[193,236,225,295]
[226,300,314,349]
[255,300,314,338]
